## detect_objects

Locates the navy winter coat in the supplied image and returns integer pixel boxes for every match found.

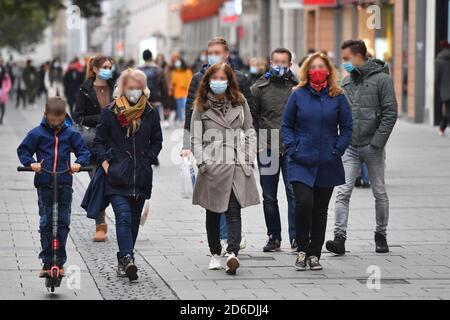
[17,116,91,187]
[91,102,163,199]
[281,86,353,188]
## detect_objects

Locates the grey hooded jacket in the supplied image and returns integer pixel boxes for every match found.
[341,58,398,149]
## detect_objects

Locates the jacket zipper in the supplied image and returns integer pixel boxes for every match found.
[132,133,137,197]
[53,129,59,172]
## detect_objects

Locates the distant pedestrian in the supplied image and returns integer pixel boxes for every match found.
[170,54,192,126]
[45,57,64,97]
[64,58,84,115]
[73,55,115,242]
[326,40,398,255]
[12,62,27,109]
[282,52,352,271]
[23,59,39,108]
[191,62,260,275]
[246,57,266,87]
[0,58,12,125]
[436,40,450,136]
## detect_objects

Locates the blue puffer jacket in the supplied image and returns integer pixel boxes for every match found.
[281,86,353,188]
[17,116,91,187]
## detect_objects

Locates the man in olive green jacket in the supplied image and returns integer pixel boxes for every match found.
[326,40,397,255]
[250,48,298,252]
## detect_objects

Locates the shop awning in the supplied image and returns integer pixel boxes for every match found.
[180,0,226,23]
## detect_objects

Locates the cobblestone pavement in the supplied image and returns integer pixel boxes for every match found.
[1,103,450,300]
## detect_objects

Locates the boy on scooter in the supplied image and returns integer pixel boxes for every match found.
[17,97,90,278]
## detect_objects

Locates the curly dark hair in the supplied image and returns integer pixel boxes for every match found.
[194,63,245,112]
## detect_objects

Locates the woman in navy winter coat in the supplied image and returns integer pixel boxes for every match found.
[281,52,352,271]
[91,69,163,281]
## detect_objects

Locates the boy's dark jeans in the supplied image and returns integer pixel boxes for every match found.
[37,186,73,266]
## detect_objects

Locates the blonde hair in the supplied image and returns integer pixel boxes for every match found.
[113,68,151,99]
[296,52,342,97]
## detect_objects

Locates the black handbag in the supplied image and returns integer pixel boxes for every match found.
[74,124,96,149]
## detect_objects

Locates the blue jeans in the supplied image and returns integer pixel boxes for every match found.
[220,214,227,240]
[109,195,145,259]
[335,145,389,237]
[176,97,187,122]
[361,163,370,184]
[37,186,72,265]
[257,151,296,243]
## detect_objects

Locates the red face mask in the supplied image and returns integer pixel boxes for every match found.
[308,69,328,84]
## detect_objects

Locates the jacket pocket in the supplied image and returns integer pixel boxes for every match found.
[107,154,132,187]
[320,136,338,164]
[137,157,153,189]
[292,135,317,166]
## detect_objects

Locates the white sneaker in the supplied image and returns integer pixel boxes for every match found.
[240,236,247,250]
[226,253,240,275]
[208,254,222,270]
[220,239,228,257]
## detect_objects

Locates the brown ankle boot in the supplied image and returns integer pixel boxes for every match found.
[93,223,107,242]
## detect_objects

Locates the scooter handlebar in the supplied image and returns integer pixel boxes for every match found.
[17,166,94,173]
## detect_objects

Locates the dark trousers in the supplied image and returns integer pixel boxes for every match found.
[37,186,72,265]
[440,100,450,131]
[109,195,145,259]
[258,151,296,243]
[292,182,334,259]
[206,191,242,256]
[0,103,4,124]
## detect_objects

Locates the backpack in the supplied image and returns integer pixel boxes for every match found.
[140,65,163,103]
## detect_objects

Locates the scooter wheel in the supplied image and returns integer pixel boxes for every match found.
[50,286,55,293]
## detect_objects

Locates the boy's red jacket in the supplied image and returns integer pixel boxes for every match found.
[17,116,90,187]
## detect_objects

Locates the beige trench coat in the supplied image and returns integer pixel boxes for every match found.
[190,100,260,213]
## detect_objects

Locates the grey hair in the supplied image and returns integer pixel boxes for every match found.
[113,68,151,99]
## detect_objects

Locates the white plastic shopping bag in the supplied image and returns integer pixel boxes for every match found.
[140,200,150,226]
[181,156,198,199]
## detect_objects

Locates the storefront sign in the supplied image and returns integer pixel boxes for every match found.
[303,0,336,6]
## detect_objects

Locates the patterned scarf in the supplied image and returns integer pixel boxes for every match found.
[207,93,231,116]
[114,95,147,138]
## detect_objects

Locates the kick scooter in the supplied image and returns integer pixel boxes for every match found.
[18,165,92,292]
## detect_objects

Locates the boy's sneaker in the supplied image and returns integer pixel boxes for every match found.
[325,236,346,255]
[225,254,240,275]
[121,255,138,281]
[294,252,307,271]
[308,256,323,271]
[208,254,222,270]
[263,238,281,252]
[375,232,389,253]
[39,262,52,278]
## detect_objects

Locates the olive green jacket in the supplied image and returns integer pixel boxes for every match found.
[341,58,398,148]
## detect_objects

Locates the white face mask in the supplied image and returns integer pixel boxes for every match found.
[125,89,143,104]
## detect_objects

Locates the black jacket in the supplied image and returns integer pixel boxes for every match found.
[182,63,256,149]
[91,103,163,199]
[63,69,84,106]
[73,77,115,128]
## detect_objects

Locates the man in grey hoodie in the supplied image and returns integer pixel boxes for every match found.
[326,40,398,255]
[436,40,450,136]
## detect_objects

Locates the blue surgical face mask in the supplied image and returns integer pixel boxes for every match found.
[210,80,228,95]
[250,66,258,74]
[270,65,289,78]
[98,68,112,80]
[343,62,355,73]
[208,55,223,66]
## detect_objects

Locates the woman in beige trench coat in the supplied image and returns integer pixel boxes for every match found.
[190,63,260,275]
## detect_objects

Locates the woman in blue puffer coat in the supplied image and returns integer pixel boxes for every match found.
[281,52,352,271]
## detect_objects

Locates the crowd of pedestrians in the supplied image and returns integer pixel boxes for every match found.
[11,36,405,281]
